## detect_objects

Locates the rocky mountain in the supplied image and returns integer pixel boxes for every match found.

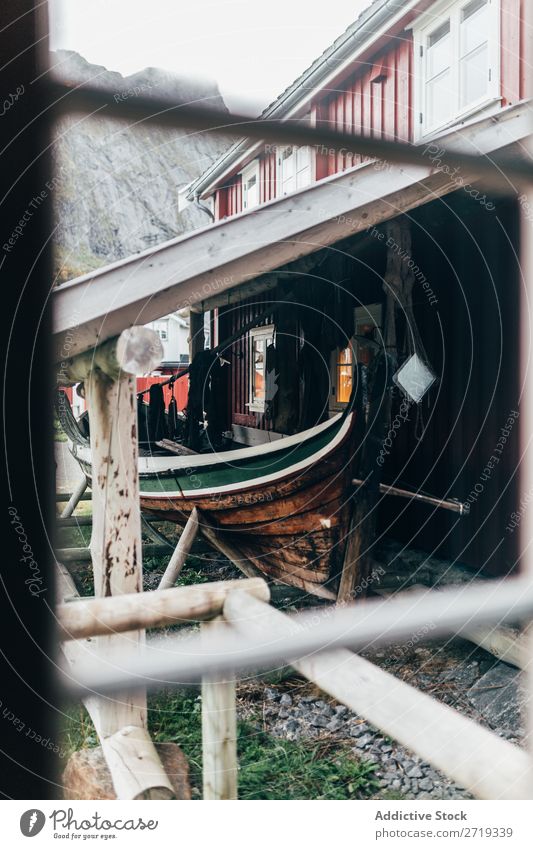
[52,51,229,282]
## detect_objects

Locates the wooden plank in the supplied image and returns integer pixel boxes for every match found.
[223,591,532,800]
[201,616,238,800]
[57,577,270,640]
[52,103,533,359]
[158,508,200,589]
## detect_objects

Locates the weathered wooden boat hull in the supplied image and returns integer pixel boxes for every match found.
[69,411,357,598]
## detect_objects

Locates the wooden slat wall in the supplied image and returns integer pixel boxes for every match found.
[221,293,275,432]
[324,38,413,177]
[260,151,277,203]
[501,0,523,107]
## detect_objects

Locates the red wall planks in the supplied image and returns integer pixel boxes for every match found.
[501,0,522,106]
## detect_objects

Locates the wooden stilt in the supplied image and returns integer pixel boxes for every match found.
[60,476,88,519]
[201,616,238,800]
[158,508,200,589]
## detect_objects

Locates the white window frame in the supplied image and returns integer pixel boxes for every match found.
[276,145,314,197]
[241,159,260,210]
[411,0,500,141]
[153,318,169,342]
[248,324,274,413]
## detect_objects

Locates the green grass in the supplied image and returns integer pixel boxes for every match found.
[61,691,378,800]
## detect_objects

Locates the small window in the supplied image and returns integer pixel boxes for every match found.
[242,160,260,209]
[331,304,382,409]
[249,325,274,412]
[154,319,169,342]
[336,346,353,404]
[278,145,312,196]
[413,0,499,139]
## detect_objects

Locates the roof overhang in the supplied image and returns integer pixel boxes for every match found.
[53,101,532,363]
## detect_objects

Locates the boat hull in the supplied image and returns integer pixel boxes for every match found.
[70,412,357,599]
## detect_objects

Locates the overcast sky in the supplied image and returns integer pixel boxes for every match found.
[49,0,372,113]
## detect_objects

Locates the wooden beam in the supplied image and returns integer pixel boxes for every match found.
[52,103,533,360]
[376,584,527,670]
[63,576,533,699]
[57,577,270,640]
[60,477,88,518]
[224,591,532,800]
[56,491,92,503]
[159,508,200,590]
[201,616,238,800]
[56,543,172,562]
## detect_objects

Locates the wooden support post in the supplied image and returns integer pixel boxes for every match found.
[224,590,532,800]
[62,327,176,799]
[337,355,392,604]
[158,508,200,589]
[201,616,238,800]
[60,476,89,519]
[189,310,205,361]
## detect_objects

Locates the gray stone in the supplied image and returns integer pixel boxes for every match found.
[264,688,279,702]
[350,723,369,738]
[467,663,525,730]
[381,744,393,753]
[406,766,424,779]
[278,708,290,719]
[419,778,434,791]
[335,705,348,716]
[279,693,293,707]
[310,715,329,728]
[286,720,299,733]
[326,718,344,732]
[354,734,373,749]
[321,705,336,717]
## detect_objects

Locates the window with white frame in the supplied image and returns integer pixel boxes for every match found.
[413,0,499,139]
[248,325,274,412]
[153,319,169,341]
[277,146,312,196]
[242,160,260,209]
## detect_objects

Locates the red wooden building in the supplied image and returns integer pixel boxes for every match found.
[183,0,527,575]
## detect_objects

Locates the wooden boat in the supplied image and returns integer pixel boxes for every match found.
[59,384,468,600]
[60,390,358,599]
